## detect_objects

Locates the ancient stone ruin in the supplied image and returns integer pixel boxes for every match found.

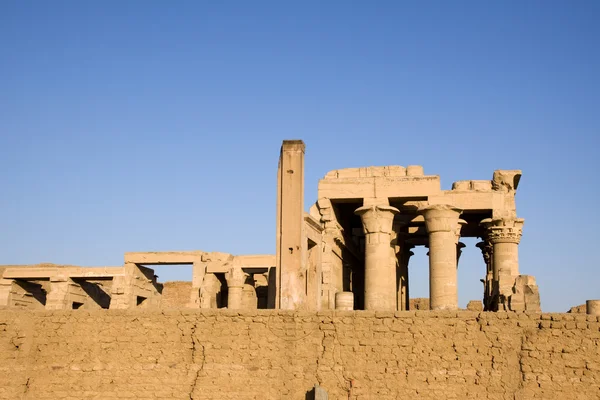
[1,140,599,399]
[1,140,544,314]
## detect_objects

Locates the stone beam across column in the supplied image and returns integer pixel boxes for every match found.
[355,203,399,311]
[421,204,463,311]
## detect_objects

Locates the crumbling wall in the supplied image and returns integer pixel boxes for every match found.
[0,310,598,399]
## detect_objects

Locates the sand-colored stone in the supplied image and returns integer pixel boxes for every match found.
[0,309,598,399]
[510,275,541,312]
[1,141,539,315]
[409,297,430,310]
[587,300,600,316]
[421,204,462,310]
[466,300,484,311]
[355,203,399,310]
[276,140,307,310]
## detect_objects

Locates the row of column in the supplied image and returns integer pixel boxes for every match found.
[354,203,523,311]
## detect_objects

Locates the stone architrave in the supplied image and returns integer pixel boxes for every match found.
[355,204,399,311]
[421,204,463,311]
[226,266,248,309]
[482,217,524,310]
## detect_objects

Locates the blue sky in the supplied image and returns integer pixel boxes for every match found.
[1,1,598,311]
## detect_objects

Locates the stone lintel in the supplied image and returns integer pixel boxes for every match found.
[318,175,441,200]
[124,251,204,265]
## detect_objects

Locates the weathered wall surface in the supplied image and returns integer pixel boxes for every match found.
[160,281,192,309]
[0,310,599,400]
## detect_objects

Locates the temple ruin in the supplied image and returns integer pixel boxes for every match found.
[0,138,572,316]
[2,140,600,400]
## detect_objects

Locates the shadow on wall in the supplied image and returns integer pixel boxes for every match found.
[305,384,328,400]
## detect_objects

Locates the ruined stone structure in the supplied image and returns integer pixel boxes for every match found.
[276,140,541,313]
[0,140,543,313]
[1,139,599,399]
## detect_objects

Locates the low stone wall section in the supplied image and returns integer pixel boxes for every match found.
[0,310,599,399]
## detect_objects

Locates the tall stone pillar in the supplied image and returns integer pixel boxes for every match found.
[226,266,248,309]
[187,257,206,308]
[483,218,524,310]
[355,204,399,311]
[422,204,463,311]
[276,140,306,309]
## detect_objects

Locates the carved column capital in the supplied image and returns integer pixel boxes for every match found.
[421,204,463,233]
[226,266,248,288]
[455,219,468,244]
[476,241,493,263]
[354,205,399,235]
[482,218,524,244]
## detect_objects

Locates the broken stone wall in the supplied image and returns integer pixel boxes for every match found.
[0,310,598,399]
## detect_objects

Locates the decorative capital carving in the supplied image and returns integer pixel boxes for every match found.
[420,204,463,233]
[483,218,524,244]
[354,205,399,235]
[455,219,468,244]
[476,241,493,263]
[226,266,248,288]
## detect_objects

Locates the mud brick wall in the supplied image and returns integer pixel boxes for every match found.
[0,310,599,399]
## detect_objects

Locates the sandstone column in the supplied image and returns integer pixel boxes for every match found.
[187,257,206,308]
[276,140,307,309]
[226,266,248,309]
[355,204,399,311]
[476,240,494,311]
[587,300,600,316]
[396,244,413,311]
[483,218,524,310]
[422,204,463,311]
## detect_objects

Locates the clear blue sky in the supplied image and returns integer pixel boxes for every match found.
[1,1,598,312]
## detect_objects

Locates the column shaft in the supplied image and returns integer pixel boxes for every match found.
[428,230,459,310]
[484,218,524,310]
[227,286,244,309]
[355,204,398,311]
[422,204,462,311]
[492,241,519,298]
[226,266,248,309]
